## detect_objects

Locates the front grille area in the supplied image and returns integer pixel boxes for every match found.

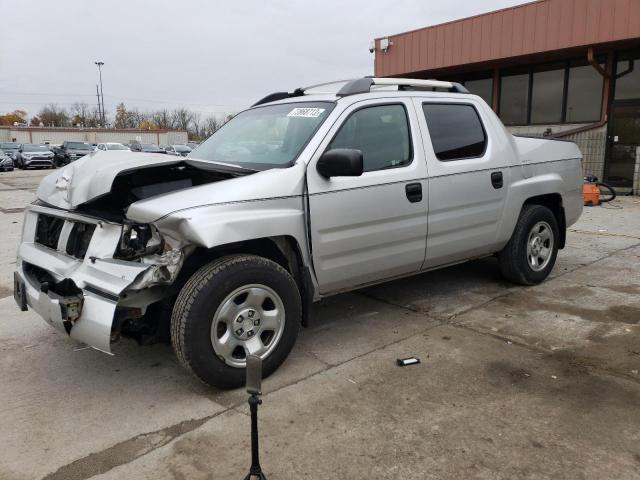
[35,214,64,249]
[66,222,96,259]
[35,214,96,259]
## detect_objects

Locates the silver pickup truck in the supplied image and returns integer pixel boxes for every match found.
[14,78,583,389]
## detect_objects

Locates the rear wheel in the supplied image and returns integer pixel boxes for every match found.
[171,254,301,389]
[498,205,559,285]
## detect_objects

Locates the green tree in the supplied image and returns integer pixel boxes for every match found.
[114,103,135,129]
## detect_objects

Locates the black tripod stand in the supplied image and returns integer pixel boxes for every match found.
[244,355,267,480]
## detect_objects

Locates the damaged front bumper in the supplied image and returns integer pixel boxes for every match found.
[14,205,183,353]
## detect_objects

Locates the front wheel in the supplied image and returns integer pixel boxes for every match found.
[171,254,301,389]
[498,205,559,285]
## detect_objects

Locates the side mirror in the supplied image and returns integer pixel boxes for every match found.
[316,148,364,178]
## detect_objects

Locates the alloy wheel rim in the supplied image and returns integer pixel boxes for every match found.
[526,221,553,272]
[210,284,285,368]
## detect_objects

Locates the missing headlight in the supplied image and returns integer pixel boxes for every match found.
[115,223,164,260]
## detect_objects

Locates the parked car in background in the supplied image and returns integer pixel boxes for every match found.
[13,77,583,389]
[0,149,14,171]
[52,141,94,166]
[165,144,192,157]
[97,142,130,151]
[0,142,20,160]
[15,144,54,169]
[139,143,166,153]
[187,141,200,150]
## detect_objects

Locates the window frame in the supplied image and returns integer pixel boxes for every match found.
[421,101,488,162]
[497,68,531,126]
[460,74,494,107]
[530,62,567,125]
[325,102,414,173]
[493,57,605,126]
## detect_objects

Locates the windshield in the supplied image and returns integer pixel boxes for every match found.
[0,143,19,150]
[191,101,334,170]
[142,144,160,151]
[173,145,191,152]
[106,143,128,150]
[67,142,92,150]
[24,144,50,152]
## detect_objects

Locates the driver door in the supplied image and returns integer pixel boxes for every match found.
[307,99,429,294]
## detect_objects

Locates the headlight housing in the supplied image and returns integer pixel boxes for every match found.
[115,223,164,260]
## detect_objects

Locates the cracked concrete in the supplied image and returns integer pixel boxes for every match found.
[0,169,639,480]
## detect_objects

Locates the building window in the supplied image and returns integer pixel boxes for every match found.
[531,66,565,124]
[329,104,412,172]
[422,103,487,161]
[464,78,493,106]
[499,73,529,125]
[566,62,604,122]
[615,51,640,100]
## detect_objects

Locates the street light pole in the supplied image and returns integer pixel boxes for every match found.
[95,61,105,126]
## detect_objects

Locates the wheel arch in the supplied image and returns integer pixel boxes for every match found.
[522,193,566,249]
[176,236,314,326]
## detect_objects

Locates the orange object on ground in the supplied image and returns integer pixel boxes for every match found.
[582,183,600,206]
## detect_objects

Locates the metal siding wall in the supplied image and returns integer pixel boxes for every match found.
[31,131,86,144]
[2,129,186,145]
[374,0,640,76]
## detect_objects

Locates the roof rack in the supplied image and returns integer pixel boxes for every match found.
[252,77,469,106]
[336,77,469,96]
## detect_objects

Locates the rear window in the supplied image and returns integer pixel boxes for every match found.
[422,103,487,161]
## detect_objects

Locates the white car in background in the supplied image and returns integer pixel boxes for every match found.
[96,142,130,152]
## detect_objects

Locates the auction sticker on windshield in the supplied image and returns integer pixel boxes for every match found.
[287,107,325,118]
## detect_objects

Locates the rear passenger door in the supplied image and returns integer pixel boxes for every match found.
[414,99,508,268]
[307,99,429,294]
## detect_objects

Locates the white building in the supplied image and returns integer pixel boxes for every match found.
[0,126,188,146]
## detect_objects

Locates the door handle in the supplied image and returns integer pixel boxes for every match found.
[405,182,422,203]
[491,171,503,189]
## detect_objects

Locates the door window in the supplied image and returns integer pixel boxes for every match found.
[422,103,487,161]
[328,104,412,172]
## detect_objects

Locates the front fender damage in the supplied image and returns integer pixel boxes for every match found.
[126,246,186,291]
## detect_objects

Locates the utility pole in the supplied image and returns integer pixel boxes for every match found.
[95,84,102,127]
[95,61,105,126]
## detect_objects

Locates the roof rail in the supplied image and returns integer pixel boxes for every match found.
[252,88,304,107]
[336,77,469,96]
[252,77,469,107]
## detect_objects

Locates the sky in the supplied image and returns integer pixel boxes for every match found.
[1,0,530,121]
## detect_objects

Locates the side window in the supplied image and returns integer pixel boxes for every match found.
[422,103,487,161]
[328,104,412,172]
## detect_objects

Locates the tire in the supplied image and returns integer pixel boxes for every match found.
[498,205,559,285]
[171,254,301,389]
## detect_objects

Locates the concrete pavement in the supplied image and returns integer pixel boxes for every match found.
[0,169,638,479]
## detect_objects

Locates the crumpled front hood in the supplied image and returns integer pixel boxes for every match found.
[37,151,183,209]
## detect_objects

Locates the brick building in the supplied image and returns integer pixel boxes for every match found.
[372,0,640,194]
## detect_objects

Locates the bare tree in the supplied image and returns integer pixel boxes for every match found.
[70,102,92,126]
[202,115,222,138]
[171,108,193,131]
[152,109,173,129]
[38,104,70,127]
[190,112,202,139]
